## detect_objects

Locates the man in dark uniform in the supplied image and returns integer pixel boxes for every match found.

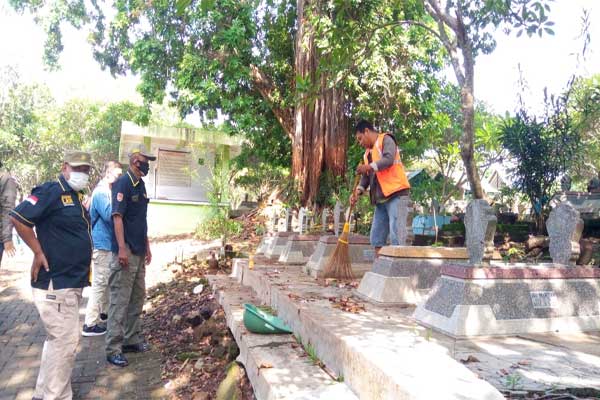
[10,150,93,400]
[105,144,155,367]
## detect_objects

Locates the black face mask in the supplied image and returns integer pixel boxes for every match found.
[137,161,150,176]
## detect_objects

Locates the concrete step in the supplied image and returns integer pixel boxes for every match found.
[239,261,505,400]
[207,275,359,400]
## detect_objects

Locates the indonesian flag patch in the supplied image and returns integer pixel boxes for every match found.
[26,195,38,205]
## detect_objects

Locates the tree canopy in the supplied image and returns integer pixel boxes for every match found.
[0,69,146,192]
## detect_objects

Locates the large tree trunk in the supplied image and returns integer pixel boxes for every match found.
[293,0,348,206]
[460,58,484,199]
[426,0,484,200]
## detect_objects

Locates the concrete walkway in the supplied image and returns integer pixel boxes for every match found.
[0,238,218,400]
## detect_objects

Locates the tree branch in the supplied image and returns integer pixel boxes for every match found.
[426,0,458,31]
[249,64,294,141]
[425,5,465,86]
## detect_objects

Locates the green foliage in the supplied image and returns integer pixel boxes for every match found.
[196,208,243,241]
[440,222,466,235]
[311,1,445,163]
[568,74,600,183]
[234,161,289,203]
[496,224,530,235]
[0,73,145,192]
[504,373,523,390]
[501,89,581,231]
[196,160,243,241]
[410,174,445,212]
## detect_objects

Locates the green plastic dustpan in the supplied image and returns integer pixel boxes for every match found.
[243,303,292,334]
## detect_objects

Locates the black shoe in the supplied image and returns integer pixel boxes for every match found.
[100,313,108,321]
[106,353,129,367]
[82,324,107,337]
[122,342,151,353]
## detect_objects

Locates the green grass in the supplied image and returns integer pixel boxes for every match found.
[294,335,323,367]
[504,373,523,390]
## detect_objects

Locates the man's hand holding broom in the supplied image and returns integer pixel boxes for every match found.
[350,164,371,206]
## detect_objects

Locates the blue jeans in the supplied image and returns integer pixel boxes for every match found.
[370,196,403,247]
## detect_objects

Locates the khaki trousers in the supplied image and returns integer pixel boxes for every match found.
[84,250,113,326]
[105,247,146,356]
[32,281,82,400]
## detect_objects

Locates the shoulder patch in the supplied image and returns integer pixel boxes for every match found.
[117,192,124,202]
[61,194,74,206]
[26,195,38,205]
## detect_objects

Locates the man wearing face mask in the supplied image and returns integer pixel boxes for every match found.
[9,150,93,400]
[105,144,155,367]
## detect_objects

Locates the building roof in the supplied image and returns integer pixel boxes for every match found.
[121,121,244,147]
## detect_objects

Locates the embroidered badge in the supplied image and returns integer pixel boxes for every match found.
[132,194,139,202]
[45,294,56,300]
[61,195,74,206]
[26,195,38,205]
[117,192,124,202]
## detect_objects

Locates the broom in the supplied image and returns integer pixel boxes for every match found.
[322,175,361,280]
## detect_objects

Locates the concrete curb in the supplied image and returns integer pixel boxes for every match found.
[240,265,505,400]
[208,275,358,400]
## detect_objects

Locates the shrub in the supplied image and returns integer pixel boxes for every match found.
[196,209,243,240]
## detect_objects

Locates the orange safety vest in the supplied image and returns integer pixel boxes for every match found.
[363,133,410,197]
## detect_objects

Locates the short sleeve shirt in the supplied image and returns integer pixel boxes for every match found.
[111,169,149,255]
[10,175,92,290]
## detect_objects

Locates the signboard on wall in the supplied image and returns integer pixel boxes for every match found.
[157,149,192,187]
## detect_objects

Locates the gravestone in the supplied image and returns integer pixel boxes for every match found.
[321,208,329,232]
[268,209,278,233]
[547,202,584,266]
[264,232,293,259]
[279,234,322,265]
[465,200,497,265]
[397,196,415,246]
[298,207,309,234]
[333,201,343,236]
[278,208,291,232]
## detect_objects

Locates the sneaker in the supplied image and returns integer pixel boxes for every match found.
[82,324,107,337]
[106,353,129,367]
[100,313,108,321]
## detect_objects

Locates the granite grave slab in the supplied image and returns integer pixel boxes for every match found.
[264,232,293,259]
[414,263,600,337]
[278,234,322,265]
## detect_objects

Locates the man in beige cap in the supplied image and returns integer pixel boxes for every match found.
[106,144,155,367]
[10,150,94,400]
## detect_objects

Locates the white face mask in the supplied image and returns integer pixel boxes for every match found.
[67,172,89,192]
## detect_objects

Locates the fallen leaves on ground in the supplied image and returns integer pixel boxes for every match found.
[320,278,360,289]
[328,296,366,313]
[144,254,254,400]
[460,355,480,364]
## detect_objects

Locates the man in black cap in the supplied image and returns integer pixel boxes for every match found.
[10,150,93,400]
[106,144,156,367]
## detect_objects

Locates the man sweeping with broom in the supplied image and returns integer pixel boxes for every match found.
[351,120,411,257]
[322,120,411,279]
